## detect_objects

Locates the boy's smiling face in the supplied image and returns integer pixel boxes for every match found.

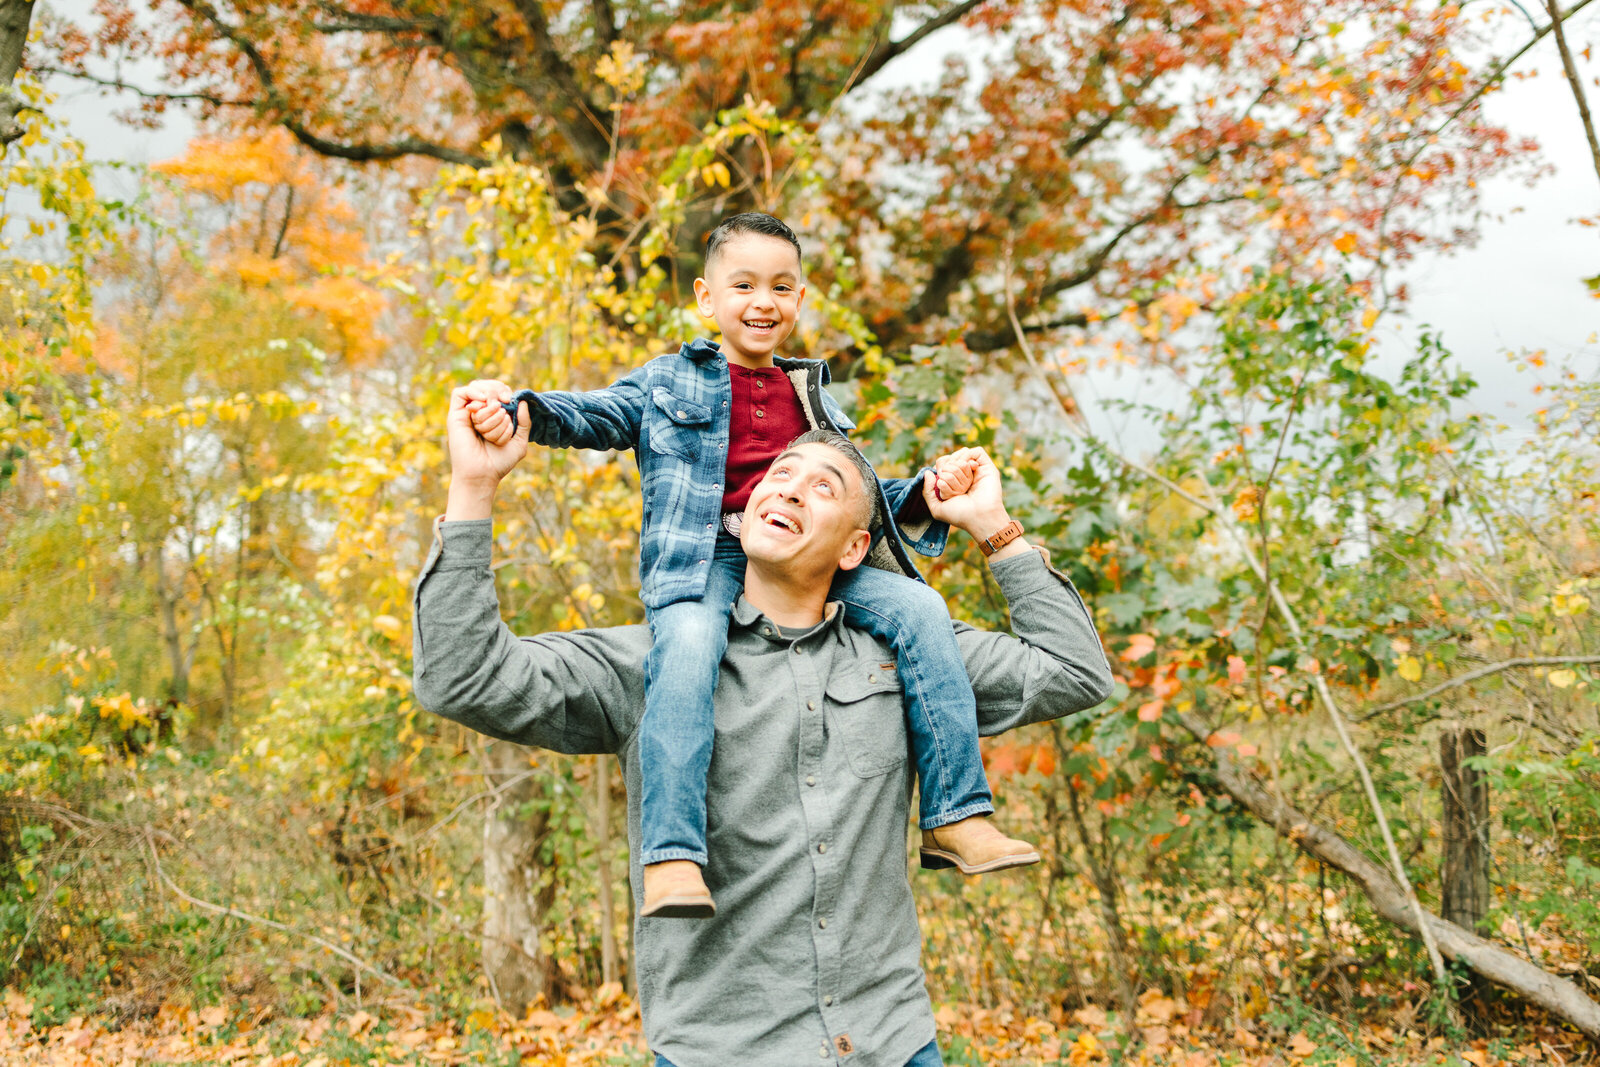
[693,233,805,368]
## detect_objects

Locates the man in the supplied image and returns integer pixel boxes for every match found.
[412,385,1114,1067]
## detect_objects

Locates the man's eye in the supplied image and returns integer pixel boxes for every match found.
[816,481,835,495]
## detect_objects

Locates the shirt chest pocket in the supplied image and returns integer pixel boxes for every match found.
[825,667,908,778]
[647,387,712,461]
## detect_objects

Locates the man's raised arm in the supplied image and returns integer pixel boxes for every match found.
[922,449,1116,736]
[410,386,648,755]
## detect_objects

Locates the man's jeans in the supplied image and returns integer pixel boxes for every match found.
[654,1038,943,1066]
[637,533,993,866]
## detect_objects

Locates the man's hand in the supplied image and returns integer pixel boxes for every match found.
[446,380,529,521]
[922,447,1032,562]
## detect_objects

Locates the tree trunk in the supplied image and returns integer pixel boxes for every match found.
[1181,713,1600,1041]
[480,740,564,1015]
[0,0,36,148]
[1063,780,1138,1026]
[1440,726,1491,931]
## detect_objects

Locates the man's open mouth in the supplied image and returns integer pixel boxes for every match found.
[760,509,801,534]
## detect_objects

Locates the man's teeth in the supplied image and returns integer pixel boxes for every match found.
[764,513,799,532]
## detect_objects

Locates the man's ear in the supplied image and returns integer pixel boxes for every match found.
[692,276,714,319]
[835,528,872,573]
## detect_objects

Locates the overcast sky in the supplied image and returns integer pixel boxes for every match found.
[34,0,1599,444]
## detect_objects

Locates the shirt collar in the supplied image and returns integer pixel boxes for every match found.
[685,336,832,387]
[730,595,843,643]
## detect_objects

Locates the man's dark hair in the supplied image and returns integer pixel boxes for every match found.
[704,213,803,272]
[786,429,880,532]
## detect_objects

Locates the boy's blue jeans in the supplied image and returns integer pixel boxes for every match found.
[655,1040,941,1066]
[639,533,993,867]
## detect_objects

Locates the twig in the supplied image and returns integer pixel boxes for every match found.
[1356,654,1600,720]
[1542,0,1600,191]
[141,828,409,989]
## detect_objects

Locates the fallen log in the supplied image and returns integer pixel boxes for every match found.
[1177,713,1600,1042]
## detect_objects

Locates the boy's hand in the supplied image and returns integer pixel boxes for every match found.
[465,379,517,446]
[931,449,982,501]
[923,448,1030,561]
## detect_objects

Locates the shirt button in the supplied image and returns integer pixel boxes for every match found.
[706,523,713,530]
[806,775,816,787]
[819,1047,830,1059]
[817,842,827,854]
[676,410,686,418]
[818,918,828,929]
[807,700,816,710]
[824,995,834,1006]
[868,673,877,682]
[698,559,707,565]
[755,410,765,419]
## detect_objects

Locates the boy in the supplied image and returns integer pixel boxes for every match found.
[466,213,1036,918]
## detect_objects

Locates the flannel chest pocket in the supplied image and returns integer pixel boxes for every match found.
[647,387,711,460]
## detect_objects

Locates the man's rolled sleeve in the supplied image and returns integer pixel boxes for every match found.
[959,547,1115,736]
[411,518,645,755]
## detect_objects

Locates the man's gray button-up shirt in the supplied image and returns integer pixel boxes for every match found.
[412,519,1114,1067]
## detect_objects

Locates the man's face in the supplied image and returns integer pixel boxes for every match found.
[693,233,805,367]
[741,442,872,577]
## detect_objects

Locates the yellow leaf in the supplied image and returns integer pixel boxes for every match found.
[372,614,403,640]
[1396,654,1423,682]
[1548,669,1577,689]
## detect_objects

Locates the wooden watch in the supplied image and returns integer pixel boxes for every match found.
[977,519,1024,557]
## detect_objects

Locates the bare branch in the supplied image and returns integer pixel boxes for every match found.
[1357,654,1600,721]
[853,0,989,89]
[1543,0,1600,191]
[142,828,409,989]
[29,65,246,107]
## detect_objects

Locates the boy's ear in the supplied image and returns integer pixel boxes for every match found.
[692,276,714,318]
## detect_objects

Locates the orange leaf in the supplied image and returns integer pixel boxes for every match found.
[1138,699,1164,722]
[1227,655,1247,683]
[1120,634,1155,662]
[1334,233,1358,254]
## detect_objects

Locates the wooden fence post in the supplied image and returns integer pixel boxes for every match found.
[1440,726,1491,931]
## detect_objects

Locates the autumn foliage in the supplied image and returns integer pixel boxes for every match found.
[3,0,1600,1061]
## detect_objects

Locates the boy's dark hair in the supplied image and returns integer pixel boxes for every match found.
[705,213,803,272]
[786,429,880,532]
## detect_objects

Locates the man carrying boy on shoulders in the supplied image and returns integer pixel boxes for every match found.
[413,387,1114,1067]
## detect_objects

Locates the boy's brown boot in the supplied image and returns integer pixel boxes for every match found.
[641,860,716,918]
[919,816,1039,875]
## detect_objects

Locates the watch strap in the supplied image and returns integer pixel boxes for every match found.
[978,519,1024,557]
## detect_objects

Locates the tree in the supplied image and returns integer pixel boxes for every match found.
[0,0,35,148]
[33,0,1535,366]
